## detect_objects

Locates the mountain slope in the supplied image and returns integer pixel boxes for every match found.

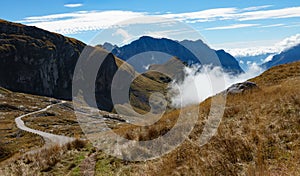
[262,43,300,69]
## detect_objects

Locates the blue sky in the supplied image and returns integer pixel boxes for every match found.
[1,0,300,56]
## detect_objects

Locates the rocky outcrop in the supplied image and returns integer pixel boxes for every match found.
[226,81,258,94]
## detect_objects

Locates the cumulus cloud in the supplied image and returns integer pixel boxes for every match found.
[64,3,83,8]
[170,64,264,107]
[275,33,300,52]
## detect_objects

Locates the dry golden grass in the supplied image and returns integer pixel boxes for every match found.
[1,139,89,175]
[107,61,300,175]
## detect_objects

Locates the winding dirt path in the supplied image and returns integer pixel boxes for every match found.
[15,101,75,146]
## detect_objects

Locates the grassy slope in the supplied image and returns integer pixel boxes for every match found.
[113,61,300,175]
[1,62,299,175]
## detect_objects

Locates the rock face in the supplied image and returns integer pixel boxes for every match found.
[226,81,258,94]
[262,44,300,69]
[0,19,85,100]
[108,36,244,74]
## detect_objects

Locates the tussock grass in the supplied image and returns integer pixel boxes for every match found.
[1,139,88,175]
[107,62,300,175]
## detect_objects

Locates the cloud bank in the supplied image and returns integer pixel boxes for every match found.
[226,33,300,57]
[170,64,264,107]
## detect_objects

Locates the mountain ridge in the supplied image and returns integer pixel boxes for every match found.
[105,36,244,74]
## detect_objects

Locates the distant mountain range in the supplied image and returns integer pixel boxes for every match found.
[262,43,300,69]
[103,36,244,74]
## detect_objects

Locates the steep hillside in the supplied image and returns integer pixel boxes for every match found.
[262,43,300,69]
[0,19,85,100]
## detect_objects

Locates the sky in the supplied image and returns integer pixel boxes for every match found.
[1,0,300,57]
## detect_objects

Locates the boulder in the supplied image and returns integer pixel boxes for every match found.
[226,81,258,94]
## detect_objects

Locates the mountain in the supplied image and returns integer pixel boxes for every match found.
[262,44,300,69]
[0,19,167,112]
[179,40,243,74]
[108,36,244,74]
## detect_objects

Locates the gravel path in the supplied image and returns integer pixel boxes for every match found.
[15,101,75,146]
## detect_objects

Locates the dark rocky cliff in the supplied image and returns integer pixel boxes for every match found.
[0,19,85,100]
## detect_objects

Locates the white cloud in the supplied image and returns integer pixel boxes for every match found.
[20,11,147,34]
[205,23,259,31]
[241,5,273,12]
[64,3,83,8]
[225,33,300,57]
[19,6,300,35]
[264,54,274,62]
[275,33,300,52]
[112,29,132,44]
[260,24,284,28]
[238,7,300,21]
[226,47,276,57]
[170,64,264,107]
[161,8,238,22]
